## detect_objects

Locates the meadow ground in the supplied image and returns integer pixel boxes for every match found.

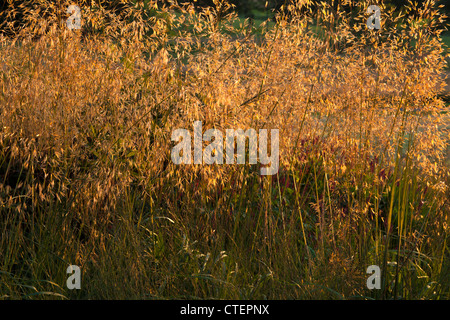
[0,1,449,299]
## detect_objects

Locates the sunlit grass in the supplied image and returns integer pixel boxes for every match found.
[0,0,449,300]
